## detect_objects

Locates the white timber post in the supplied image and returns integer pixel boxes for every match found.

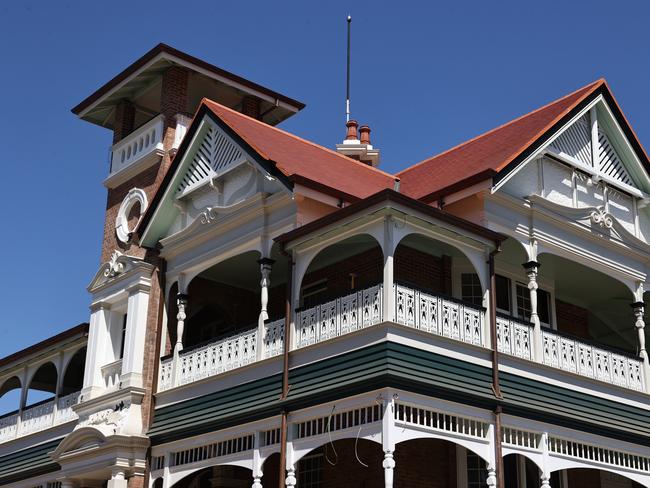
[15,366,29,438]
[632,282,650,391]
[524,260,542,362]
[252,431,263,488]
[107,468,128,488]
[285,422,297,488]
[382,391,396,488]
[172,275,189,388]
[383,216,395,323]
[540,431,552,488]
[121,281,151,389]
[486,421,498,488]
[258,258,274,360]
[52,351,65,425]
[82,301,112,399]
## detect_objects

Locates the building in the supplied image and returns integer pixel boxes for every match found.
[1,43,650,488]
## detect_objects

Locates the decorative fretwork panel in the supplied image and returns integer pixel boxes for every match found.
[170,434,255,467]
[496,316,532,360]
[296,285,383,349]
[176,122,245,196]
[501,426,542,450]
[549,114,592,166]
[295,404,382,439]
[394,285,485,347]
[394,402,489,439]
[542,330,643,391]
[548,436,650,473]
[177,328,257,386]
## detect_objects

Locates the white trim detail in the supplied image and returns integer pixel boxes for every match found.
[115,188,148,244]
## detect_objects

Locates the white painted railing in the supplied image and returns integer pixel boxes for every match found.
[102,359,123,391]
[496,316,644,391]
[542,329,644,391]
[110,114,164,174]
[394,284,485,346]
[158,318,285,392]
[295,285,383,348]
[0,412,18,442]
[20,399,55,435]
[0,390,80,444]
[496,314,533,360]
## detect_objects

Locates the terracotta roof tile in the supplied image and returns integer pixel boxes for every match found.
[203,99,397,200]
[397,79,605,200]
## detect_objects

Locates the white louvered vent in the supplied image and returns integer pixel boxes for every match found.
[176,123,245,196]
[598,130,633,186]
[549,115,592,166]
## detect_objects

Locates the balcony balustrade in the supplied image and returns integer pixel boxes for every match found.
[156,284,646,395]
[102,359,123,391]
[0,391,80,444]
[110,115,165,175]
[158,318,285,391]
[496,316,644,391]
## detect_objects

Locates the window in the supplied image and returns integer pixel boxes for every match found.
[461,273,483,306]
[495,275,511,313]
[119,314,128,359]
[516,283,550,325]
[302,279,328,308]
[466,451,488,488]
[298,454,323,488]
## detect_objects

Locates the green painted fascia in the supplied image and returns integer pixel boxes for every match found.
[0,438,61,485]
[149,342,650,447]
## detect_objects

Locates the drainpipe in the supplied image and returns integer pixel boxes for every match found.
[278,244,294,488]
[488,245,505,488]
[488,246,502,398]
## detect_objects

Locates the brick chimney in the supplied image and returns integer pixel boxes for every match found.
[336,121,380,167]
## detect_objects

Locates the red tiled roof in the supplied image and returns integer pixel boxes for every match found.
[397,79,605,201]
[203,99,397,200]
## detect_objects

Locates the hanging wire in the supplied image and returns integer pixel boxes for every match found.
[324,405,339,466]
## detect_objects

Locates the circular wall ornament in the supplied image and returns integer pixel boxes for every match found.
[115,188,148,244]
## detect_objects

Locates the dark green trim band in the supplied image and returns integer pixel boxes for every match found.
[0,438,61,485]
[149,342,650,446]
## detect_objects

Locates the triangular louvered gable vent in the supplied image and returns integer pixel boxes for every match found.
[598,130,633,186]
[549,114,592,166]
[176,122,245,196]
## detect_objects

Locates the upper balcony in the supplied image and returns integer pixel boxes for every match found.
[104,113,191,189]
[0,324,87,449]
[156,193,650,404]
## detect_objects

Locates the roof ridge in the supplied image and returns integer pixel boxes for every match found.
[397,78,604,176]
[202,98,398,181]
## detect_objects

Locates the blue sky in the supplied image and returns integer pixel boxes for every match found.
[0,1,649,378]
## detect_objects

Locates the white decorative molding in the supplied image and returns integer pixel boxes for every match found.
[590,206,614,229]
[88,252,154,293]
[115,188,148,244]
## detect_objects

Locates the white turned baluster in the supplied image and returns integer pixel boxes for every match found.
[175,294,188,354]
[541,475,551,488]
[486,467,497,487]
[252,477,262,488]
[383,451,395,487]
[524,261,542,361]
[632,301,650,391]
[258,258,274,360]
[286,467,296,487]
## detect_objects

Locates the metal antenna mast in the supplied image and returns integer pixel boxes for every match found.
[346,15,352,122]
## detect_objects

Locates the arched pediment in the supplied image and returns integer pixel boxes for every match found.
[51,426,107,460]
[88,251,155,293]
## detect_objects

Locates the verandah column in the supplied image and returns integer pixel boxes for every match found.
[523,260,543,361]
[382,216,395,323]
[632,282,650,391]
[257,258,275,360]
[382,391,396,487]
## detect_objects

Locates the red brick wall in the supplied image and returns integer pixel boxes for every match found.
[567,468,602,488]
[113,99,136,143]
[299,245,451,304]
[555,299,590,339]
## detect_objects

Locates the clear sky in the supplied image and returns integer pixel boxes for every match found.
[0,0,649,359]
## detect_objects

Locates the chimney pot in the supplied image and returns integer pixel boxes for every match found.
[345,119,359,140]
[359,125,371,145]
